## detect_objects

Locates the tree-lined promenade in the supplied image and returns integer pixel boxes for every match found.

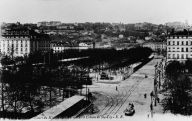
[0,47,152,119]
[1,47,152,68]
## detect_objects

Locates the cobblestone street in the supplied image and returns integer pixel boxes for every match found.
[82,59,163,118]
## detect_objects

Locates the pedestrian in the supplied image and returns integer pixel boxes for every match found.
[150,91,153,102]
[116,86,118,91]
[150,103,153,111]
[150,91,154,97]
[157,97,160,103]
[144,93,147,98]
[131,103,134,109]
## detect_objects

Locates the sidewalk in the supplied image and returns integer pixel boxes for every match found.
[127,59,163,117]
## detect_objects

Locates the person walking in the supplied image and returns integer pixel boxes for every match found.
[144,93,147,98]
[150,103,153,117]
[150,91,154,102]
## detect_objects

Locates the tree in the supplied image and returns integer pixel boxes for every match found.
[162,61,192,115]
[1,64,42,114]
[185,60,192,73]
[1,55,14,66]
[162,75,192,115]
[165,61,182,79]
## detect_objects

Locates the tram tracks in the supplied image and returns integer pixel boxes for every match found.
[97,78,143,116]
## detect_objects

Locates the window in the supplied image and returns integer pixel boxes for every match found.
[173,41,175,45]
[186,54,188,59]
[182,48,184,52]
[16,47,18,53]
[181,54,184,59]
[186,41,188,45]
[168,47,171,52]
[173,54,175,59]
[177,41,179,45]
[168,54,171,59]
[15,50,18,54]
[182,41,184,45]
[177,54,179,59]
[168,41,171,45]
[172,47,175,52]
[186,48,188,52]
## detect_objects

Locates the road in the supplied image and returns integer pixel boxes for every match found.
[81,58,162,118]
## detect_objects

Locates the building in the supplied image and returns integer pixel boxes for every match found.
[0,23,50,57]
[142,42,166,52]
[95,42,112,49]
[165,21,189,31]
[51,41,94,53]
[51,42,77,53]
[37,21,61,27]
[134,22,158,31]
[166,35,192,62]
[78,42,94,49]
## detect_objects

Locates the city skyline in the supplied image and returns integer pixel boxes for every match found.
[0,0,192,25]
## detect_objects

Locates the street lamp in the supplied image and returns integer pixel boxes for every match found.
[158,70,161,89]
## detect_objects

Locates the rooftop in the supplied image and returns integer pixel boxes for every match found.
[168,29,192,36]
[167,29,192,38]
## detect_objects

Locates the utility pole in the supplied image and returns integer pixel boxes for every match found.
[49,51,51,65]
[154,64,158,107]
[158,70,161,89]
[86,77,88,101]
[1,82,5,112]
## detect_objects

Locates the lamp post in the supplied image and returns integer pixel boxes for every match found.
[86,74,88,101]
[1,81,5,112]
[158,70,161,89]
[154,64,158,106]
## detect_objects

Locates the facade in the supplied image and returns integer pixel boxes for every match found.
[79,42,94,49]
[142,42,166,52]
[166,35,192,62]
[37,21,62,27]
[0,25,50,57]
[51,43,76,53]
[51,43,76,52]
[51,42,94,53]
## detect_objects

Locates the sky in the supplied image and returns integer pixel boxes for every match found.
[0,0,192,24]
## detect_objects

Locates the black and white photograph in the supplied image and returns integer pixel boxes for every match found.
[0,0,192,120]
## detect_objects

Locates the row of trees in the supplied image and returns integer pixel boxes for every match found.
[0,61,91,119]
[162,60,192,115]
[67,47,152,69]
[1,47,152,68]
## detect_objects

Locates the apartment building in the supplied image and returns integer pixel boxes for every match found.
[167,35,192,62]
[142,42,166,52]
[0,24,50,57]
